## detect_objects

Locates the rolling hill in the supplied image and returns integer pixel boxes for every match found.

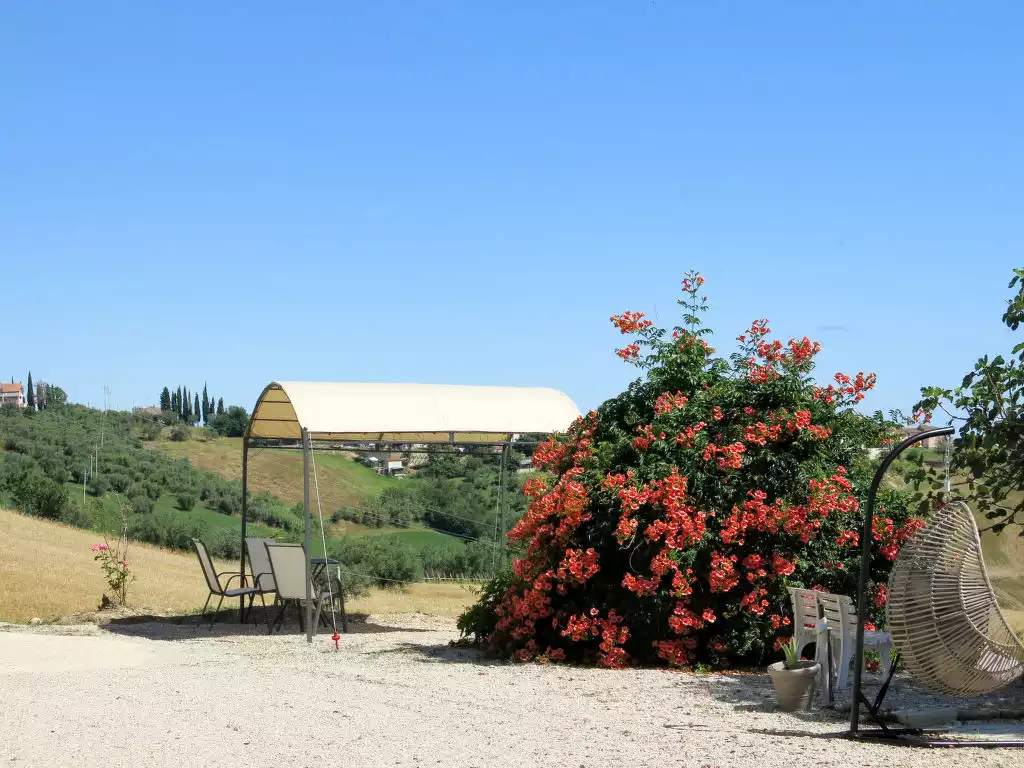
[152,435,390,512]
[150,432,468,555]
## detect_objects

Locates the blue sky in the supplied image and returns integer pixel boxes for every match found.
[2,2,1022,417]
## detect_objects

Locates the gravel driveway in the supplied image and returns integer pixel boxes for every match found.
[1,614,1022,768]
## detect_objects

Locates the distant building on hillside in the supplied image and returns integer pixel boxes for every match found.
[386,459,405,477]
[897,426,949,450]
[0,382,25,408]
[134,405,162,416]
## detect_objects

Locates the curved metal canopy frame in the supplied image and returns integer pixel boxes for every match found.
[237,381,582,643]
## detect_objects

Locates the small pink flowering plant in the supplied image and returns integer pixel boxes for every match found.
[92,506,134,607]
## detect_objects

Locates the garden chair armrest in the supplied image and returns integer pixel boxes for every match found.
[218,572,245,589]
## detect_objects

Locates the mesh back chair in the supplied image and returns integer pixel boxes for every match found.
[264,543,332,635]
[192,538,259,629]
[887,500,1024,696]
[246,537,278,594]
[245,537,279,623]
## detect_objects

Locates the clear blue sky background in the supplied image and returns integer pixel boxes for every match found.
[2,2,1022,418]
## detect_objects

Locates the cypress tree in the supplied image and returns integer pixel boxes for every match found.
[217,397,224,415]
[202,383,209,424]
[183,387,191,422]
[27,372,34,409]
[176,386,183,418]
[193,394,200,426]
[160,387,171,412]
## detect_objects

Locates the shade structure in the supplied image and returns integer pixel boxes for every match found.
[240,380,582,643]
[246,381,582,443]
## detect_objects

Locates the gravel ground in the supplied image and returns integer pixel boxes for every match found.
[1,614,1023,768]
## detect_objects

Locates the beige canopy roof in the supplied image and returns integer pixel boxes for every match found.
[246,381,582,443]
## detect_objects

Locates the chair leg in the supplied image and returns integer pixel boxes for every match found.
[836,637,852,690]
[339,589,348,634]
[880,642,893,679]
[243,593,256,626]
[211,594,225,630]
[252,593,268,628]
[195,593,212,628]
[312,597,325,634]
[269,598,286,634]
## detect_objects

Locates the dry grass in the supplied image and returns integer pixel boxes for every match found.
[347,582,478,619]
[0,507,225,622]
[0,508,476,624]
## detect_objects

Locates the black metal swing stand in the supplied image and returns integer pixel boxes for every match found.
[846,425,1024,748]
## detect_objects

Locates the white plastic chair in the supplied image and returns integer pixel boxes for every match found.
[788,587,821,661]
[816,591,893,689]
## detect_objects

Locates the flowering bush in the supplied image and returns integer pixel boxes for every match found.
[462,272,916,668]
[92,507,135,607]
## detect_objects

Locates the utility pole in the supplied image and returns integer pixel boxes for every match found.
[101,385,110,447]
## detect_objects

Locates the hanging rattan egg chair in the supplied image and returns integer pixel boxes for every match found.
[886,500,1024,696]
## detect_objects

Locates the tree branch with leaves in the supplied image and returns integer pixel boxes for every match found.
[916,267,1024,534]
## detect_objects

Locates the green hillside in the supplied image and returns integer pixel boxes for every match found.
[0,404,495,584]
[152,433,390,515]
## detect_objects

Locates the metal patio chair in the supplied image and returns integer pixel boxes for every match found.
[264,542,332,635]
[192,538,259,629]
[245,536,278,623]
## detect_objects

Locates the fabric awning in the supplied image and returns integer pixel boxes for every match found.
[246,381,581,443]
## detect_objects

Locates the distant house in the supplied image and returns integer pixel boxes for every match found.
[0,382,25,408]
[517,456,536,473]
[897,427,949,451]
[386,459,405,477]
[134,405,162,416]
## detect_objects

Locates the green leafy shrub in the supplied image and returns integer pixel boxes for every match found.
[205,529,242,561]
[59,498,93,528]
[137,421,162,441]
[329,536,422,588]
[177,492,197,511]
[87,475,110,497]
[128,491,155,515]
[457,567,515,644]
[169,425,190,442]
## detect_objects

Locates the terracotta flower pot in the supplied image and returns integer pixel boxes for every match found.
[768,660,820,712]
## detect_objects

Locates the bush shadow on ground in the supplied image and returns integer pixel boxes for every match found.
[368,640,504,666]
[100,608,436,641]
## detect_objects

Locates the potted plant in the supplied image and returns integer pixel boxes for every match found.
[768,637,820,712]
